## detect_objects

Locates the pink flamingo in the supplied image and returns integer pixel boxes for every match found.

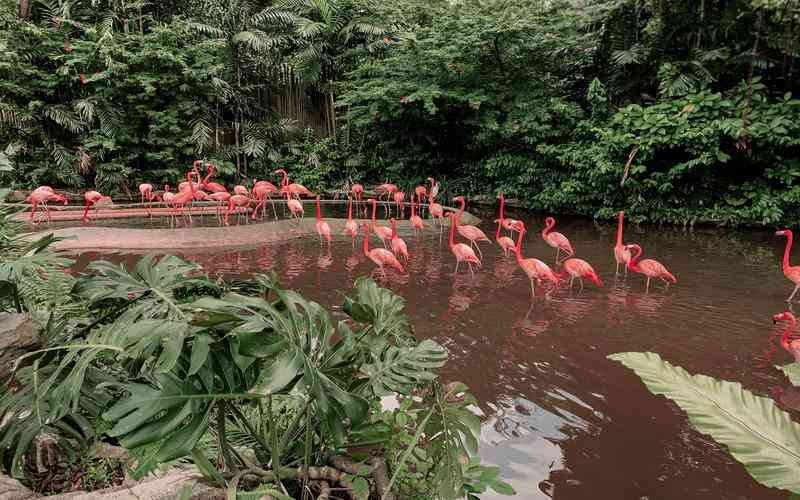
[361,223,404,279]
[343,196,358,245]
[773,311,800,361]
[375,182,398,202]
[315,195,331,247]
[498,193,520,235]
[624,243,676,291]
[453,196,491,258]
[495,194,516,256]
[541,217,574,264]
[233,184,249,196]
[351,182,365,215]
[409,194,424,234]
[138,183,153,205]
[390,218,409,263]
[560,258,603,290]
[414,185,427,215]
[285,190,304,227]
[445,212,481,276]
[252,179,279,219]
[369,198,393,248]
[201,164,228,193]
[275,169,313,198]
[208,191,231,222]
[82,190,112,223]
[427,178,443,224]
[178,170,201,192]
[26,187,67,223]
[224,194,251,226]
[393,191,405,218]
[161,185,175,208]
[614,211,632,276]
[512,221,560,297]
[172,173,197,222]
[776,230,800,302]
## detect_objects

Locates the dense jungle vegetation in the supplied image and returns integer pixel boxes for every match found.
[0,0,799,226]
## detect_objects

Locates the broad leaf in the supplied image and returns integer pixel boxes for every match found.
[361,338,447,396]
[778,362,800,386]
[609,352,800,493]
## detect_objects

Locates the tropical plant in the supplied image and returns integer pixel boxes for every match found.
[609,351,800,494]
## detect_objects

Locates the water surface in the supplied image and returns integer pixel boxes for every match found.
[71,208,795,499]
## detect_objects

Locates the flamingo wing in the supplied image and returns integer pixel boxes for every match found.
[453,243,481,266]
[372,248,404,272]
[547,232,573,253]
[640,259,676,282]
[458,224,491,243]
[498,236,515,252]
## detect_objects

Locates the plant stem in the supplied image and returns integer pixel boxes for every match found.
[217,401,238,473]
[191,447,226,487]
[381,408,434,500]
[268,393,283,488]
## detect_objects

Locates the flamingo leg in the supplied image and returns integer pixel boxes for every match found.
[615,262,620,275]
[454,261,460,274]
[468,262,474,277]
[569,276,575,290]
[579,278,584,290]
[788,285,800,303]
[530,279,536,298]
[645,277,651,292]
[554,247,560,264]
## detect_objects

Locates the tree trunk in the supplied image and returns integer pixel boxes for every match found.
[18,0,30,19]
[738,10,763,153]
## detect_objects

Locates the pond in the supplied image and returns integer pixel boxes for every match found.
[70,206,792,499]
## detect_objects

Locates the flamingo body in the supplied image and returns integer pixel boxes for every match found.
[542,217,574,263]
[625,243,676,291]
[561,258,603,289]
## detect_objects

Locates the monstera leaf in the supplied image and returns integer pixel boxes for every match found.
[360,337,447,396]
[79,254,211,320]
[103,372,214,478]
[610,352,800,494]
[343,276,414,343]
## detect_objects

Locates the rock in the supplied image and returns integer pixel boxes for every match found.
[0,314,41,380]
[0,474,38,499]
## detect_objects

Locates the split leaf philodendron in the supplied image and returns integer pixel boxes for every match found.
[609,352,800,494]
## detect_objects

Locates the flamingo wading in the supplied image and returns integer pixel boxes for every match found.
[776,229,800,302]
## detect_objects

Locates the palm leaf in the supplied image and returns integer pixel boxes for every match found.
[609,352,800,494]
[360,338,446,396]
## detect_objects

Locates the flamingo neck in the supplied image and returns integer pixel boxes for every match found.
[496,218,501,239]
[391,220,397,238]
[362,226,370,254]
[371,201,376,224]
[616,212,624,247]
[542,219,554,238]
[457,198,465,216]
[783,231,794,271]
[410,196,416,217]
[315,198,321,221]
[448,216,456,248]
[499,195,505,221]
[628,245,643,272]
[187,172,196,196]
[281,172,288,188]
[203,166,214,185]
[347,198,352,221]
[514,227,524,262]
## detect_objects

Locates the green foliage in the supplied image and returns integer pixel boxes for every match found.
[610,352,800,494]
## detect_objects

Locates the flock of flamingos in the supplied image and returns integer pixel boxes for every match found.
[21,162,800,308]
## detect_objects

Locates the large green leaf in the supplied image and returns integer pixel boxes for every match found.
[343,276,414,342]
[361,338,447,396]
[609,352,800,493]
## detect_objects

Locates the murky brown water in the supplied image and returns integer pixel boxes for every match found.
[71,208,796,500]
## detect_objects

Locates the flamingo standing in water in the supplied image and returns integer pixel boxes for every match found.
[427,177,443,225]
[560,258,603,290]
[369,198,393,248]
[409,194,424,234]
[773,311,800,361]
[512,221,560,297]
[315,195,331,247]
[495,194,516,256]
[82,190,112,223]
[624,243,676,291]
[285,190,304,227]
[201,164,228,194]
[343,196,358,245]
[138,183,153,205]
[375,182,398,202]
[233,184,249,196]
[208,191,231,223]
[361,223,404,279]
[614,211,632,276]
[351,182,365,216]
[252,179,279,220]
[542,217,574,265]
[776,230,800,302]
[393,191,405,218]
[497,193,520,236]
[26,187,67,223]
[445,212,481,276]
[224,194,251,225]
[453,196,491,258]
[172,172,197,222]
[390,218,409,263]
[415,184,427,216]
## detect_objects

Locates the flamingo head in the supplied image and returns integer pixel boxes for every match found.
[512,221,525,233]
[776,229,792,237]
[624,243,642,255]
[452,195,463,203]
[368,198,376,204]
[544,216,555,227]
[773,311,796,325]
[427,177,435,183]
[273,168,286,175]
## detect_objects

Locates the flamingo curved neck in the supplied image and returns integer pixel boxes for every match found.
[457,198,465,217]
[499,195,505,221]
[362,226,370,254]
[783,231,794,271]
[627,245,643,272]
[616,212,624,247]
[315,198,321,220]
[448,216,456,248]
[347,198,352,220]
[542,220,554,238]
[514,228,524,262]
[410,196,416,217]
[187,172,196,196]
[391,220,397,238]
[371,200,377,224]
